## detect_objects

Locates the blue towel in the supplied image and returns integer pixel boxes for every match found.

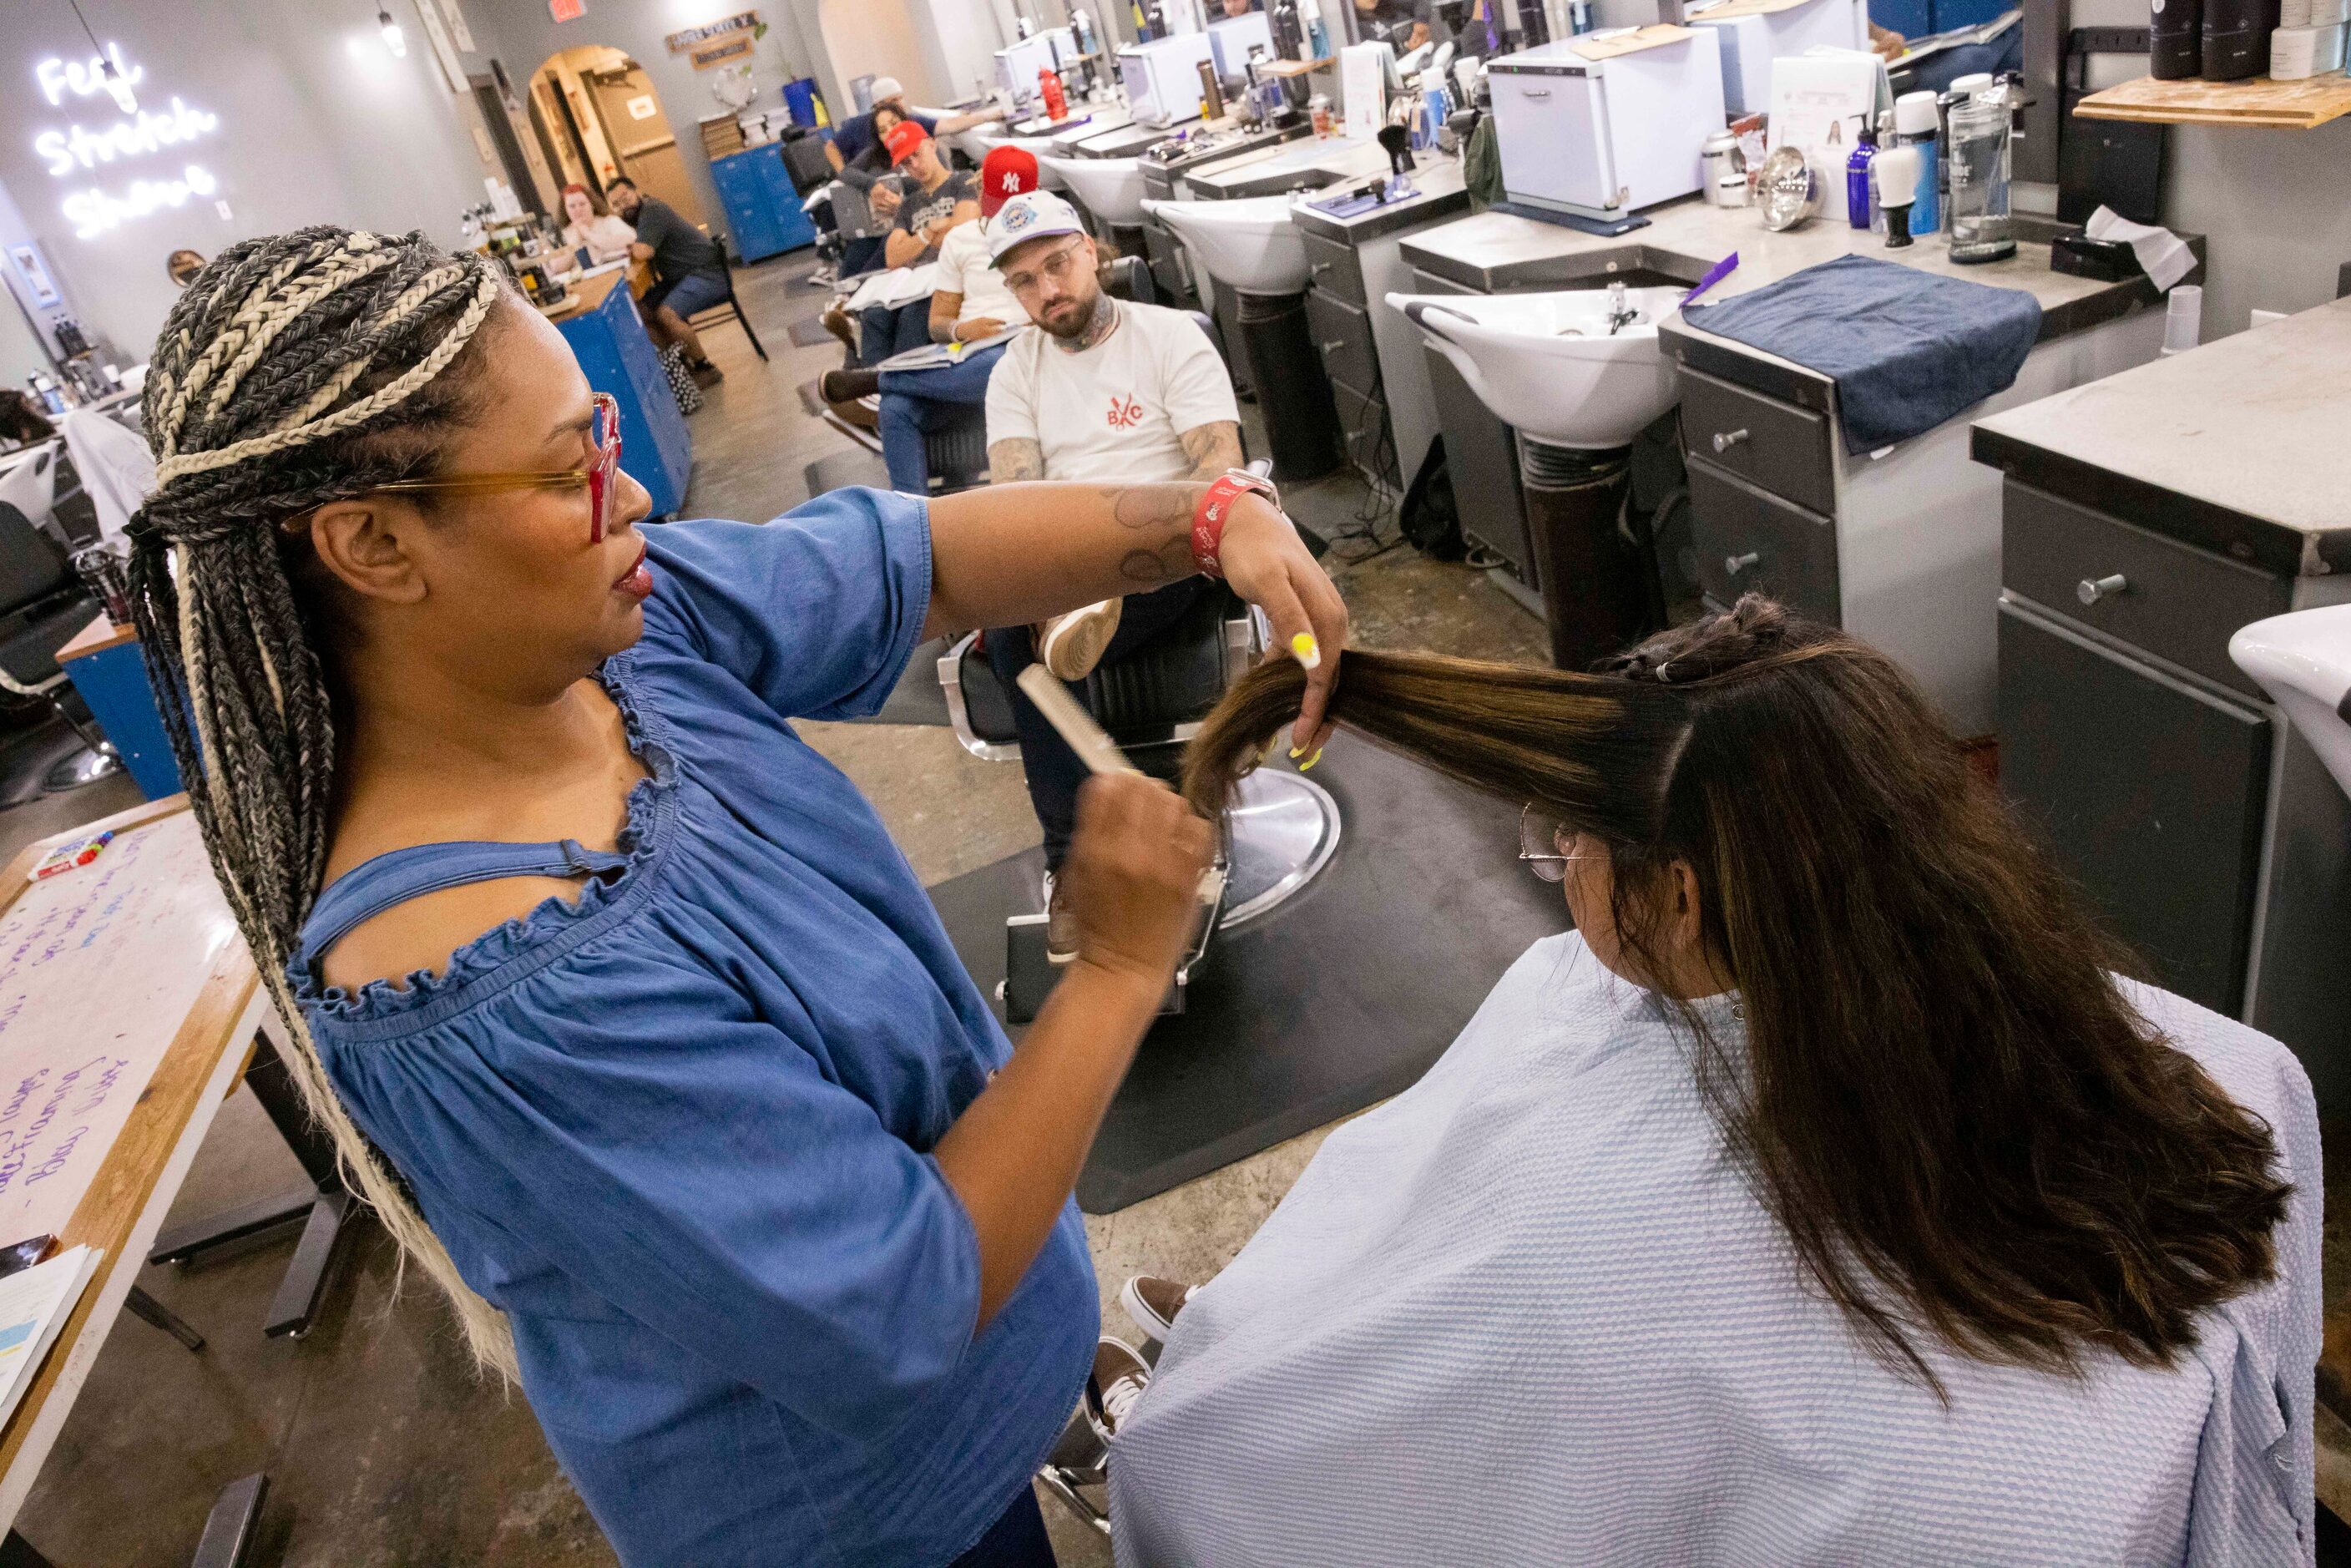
[1684,255,2043,454]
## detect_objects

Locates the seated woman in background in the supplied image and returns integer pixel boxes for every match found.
[1106,597,2318,1567]
[558,183,635,267]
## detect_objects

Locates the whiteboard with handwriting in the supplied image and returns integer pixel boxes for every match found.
[0,814,240,1246]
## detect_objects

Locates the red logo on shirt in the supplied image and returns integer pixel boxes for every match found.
[1106,395,1143,429]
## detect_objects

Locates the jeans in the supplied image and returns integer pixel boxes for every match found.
[858,299,933,367]
[947,1485,1057,1567]
[877,343,1006,493]
[986,578,1210,870]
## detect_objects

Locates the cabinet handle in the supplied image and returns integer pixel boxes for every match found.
[2075,573,2129,606]
[1311,260,1332,274]
[1523,87,1553,98]
[1321,341,1349,355]
[1711,428,1750,454]
[1726,551,1761,577]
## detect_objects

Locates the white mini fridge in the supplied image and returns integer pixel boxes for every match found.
[1690,0,1869,116]
[1488,30,1727,222]
[1118,33,1219,125]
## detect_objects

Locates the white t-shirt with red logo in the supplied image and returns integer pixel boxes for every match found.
[983,301,1238,484]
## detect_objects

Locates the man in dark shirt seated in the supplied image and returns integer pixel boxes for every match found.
[608,177,730,387]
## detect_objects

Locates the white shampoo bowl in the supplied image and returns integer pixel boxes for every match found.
[1043,155,1149,226]
[1141,195,1308,295]
[2232,604,2351,802]
[1387,287,1686,450]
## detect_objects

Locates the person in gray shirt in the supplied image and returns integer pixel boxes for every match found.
[609,177,730,384]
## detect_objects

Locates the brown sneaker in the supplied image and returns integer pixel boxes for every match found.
[821,305,857,351]
[821,367,882,404]
[1083,1337,1150,1445]
[690,358,724,388]
[1120,1275,1200,1350]
[1044,872,1078,966]
[1039,599,1123,683]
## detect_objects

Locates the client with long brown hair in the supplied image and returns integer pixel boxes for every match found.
[1104,596,2318,1566]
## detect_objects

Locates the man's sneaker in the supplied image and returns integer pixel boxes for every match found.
[1039,599,1123,683]
[821,305,858,351]
[1083,1337,1151,1445]
[689,358,725,388]
[821,367,882,404]
[1044,872,1078,966]
[1119,1276,1200,1351]
[805,262,839,288]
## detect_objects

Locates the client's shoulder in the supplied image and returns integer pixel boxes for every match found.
[2116,977,2316,1134]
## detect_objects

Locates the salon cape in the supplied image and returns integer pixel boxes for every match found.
[1111,934,2320,1567]
[291,493,1097,1568]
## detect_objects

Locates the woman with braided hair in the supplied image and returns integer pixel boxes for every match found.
[124,225,1346,1568]
[1104,598,2319,1567]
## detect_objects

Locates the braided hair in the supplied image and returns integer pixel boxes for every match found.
[127,226,518,1378]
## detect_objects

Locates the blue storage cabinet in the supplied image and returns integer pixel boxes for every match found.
[709,147,818,264]
[554,276,694,518]
[58,620,182,801]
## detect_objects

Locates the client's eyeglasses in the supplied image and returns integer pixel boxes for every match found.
[372,392,624,543]
[1002,238,1089,297]
[1519,804,1601,883]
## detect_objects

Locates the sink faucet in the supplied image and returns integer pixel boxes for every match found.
[1605,280,1639,336]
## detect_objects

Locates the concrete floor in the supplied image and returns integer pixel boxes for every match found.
[7,248,2344,1567]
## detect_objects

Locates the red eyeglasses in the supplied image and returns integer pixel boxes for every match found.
[372,392,624,542]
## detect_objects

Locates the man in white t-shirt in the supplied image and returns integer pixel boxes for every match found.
[821,146,1044,493]
[980,190,1246,958]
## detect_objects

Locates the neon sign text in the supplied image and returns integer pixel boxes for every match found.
[61,166,217,240]
[34,45,143,113]
[35,99,218,178]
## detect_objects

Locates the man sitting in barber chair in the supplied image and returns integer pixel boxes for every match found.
[980,191,1259,961]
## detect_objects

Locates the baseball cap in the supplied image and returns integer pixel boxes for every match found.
[868,76,905,104]
[884,119,931,166]
[988,191,1087,266]
[979,146,1041,218]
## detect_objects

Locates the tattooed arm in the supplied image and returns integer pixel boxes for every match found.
[986,438,1046,484]
[925,479,1349,750]
[1178,421,1245,483]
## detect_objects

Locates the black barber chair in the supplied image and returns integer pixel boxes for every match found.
[936,467,1341,1026]
[918,254,1215,495]
[0,499,118,798]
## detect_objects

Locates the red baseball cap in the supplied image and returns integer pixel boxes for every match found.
[883,119,931,166]
[978,146,1041,218]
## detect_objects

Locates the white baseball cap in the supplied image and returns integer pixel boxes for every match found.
[868,76,905,104]
[988,191,1088,266]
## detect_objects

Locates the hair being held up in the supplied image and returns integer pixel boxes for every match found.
[125,226,518,1378]
[1186,597,2291,1390]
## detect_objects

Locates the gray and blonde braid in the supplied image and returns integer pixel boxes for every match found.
[126,226,518,1378]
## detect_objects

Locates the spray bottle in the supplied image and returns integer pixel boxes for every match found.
[1299,0,1332,58]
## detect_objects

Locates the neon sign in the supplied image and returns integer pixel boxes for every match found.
[34,45,144,114]
[30,47,224,240]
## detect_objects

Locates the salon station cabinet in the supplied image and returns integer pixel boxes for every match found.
[1974,300,2351,1109]
[1399,201,2187,735]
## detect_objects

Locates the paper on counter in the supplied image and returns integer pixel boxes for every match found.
[2084,206,2196,292]
[0,1244,99,1431]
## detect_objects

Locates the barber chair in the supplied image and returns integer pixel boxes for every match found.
[916,255,1186,495]
[938,465,1341,1025]
[0,499,119,796]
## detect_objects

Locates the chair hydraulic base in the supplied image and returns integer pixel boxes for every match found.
[147,1033,359,1340]
[1034,1410,1113,1539]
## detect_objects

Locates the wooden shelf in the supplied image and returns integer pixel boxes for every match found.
[2073,70,2351,127]
[1259,56,1332,77]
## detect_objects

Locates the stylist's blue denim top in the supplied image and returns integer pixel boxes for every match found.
[290,492,1097,1568]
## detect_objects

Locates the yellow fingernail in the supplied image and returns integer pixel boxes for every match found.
[1288,744,1306,759]
[1299,747,1324,771]
[1289,632,1322,671]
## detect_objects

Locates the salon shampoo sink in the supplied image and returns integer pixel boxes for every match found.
[1140,195,1308,295]
[2232,604,2351,801]
[1388,286,1686,450]
[1043,155,1149,226]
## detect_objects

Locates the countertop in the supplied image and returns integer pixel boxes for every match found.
[1141,122,1306,179]
[1401,200,2192,346]
[1292,157,1471,244]
[1973,296,2351,576]
[1186,134,1389,197]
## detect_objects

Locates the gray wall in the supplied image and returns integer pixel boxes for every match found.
[0,0,507,367]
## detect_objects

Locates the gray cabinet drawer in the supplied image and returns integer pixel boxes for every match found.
[1688,458,1840,625]
[1302,229,1365,306]
[1678,364,1836,517]
[1332,380,1398,487]
[2000,480,2289,698]
[1305,289,1379,401]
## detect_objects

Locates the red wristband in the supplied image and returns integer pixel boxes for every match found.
[1192,470,1277,580]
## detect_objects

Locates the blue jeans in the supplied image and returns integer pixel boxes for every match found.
[877,343,1006,493]
[858,300,933,367]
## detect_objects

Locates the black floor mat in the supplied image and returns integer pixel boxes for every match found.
[804,448,889,498]
[927,730,1567,1211]
[797,378,827,417]
[0,711,104,808]
[839,638,952,727]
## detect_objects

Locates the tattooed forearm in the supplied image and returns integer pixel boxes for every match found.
[1109,483,1200,533]
[1179,421,1244,482]
[988,439,1046,484]
[1120,536,1198,585]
